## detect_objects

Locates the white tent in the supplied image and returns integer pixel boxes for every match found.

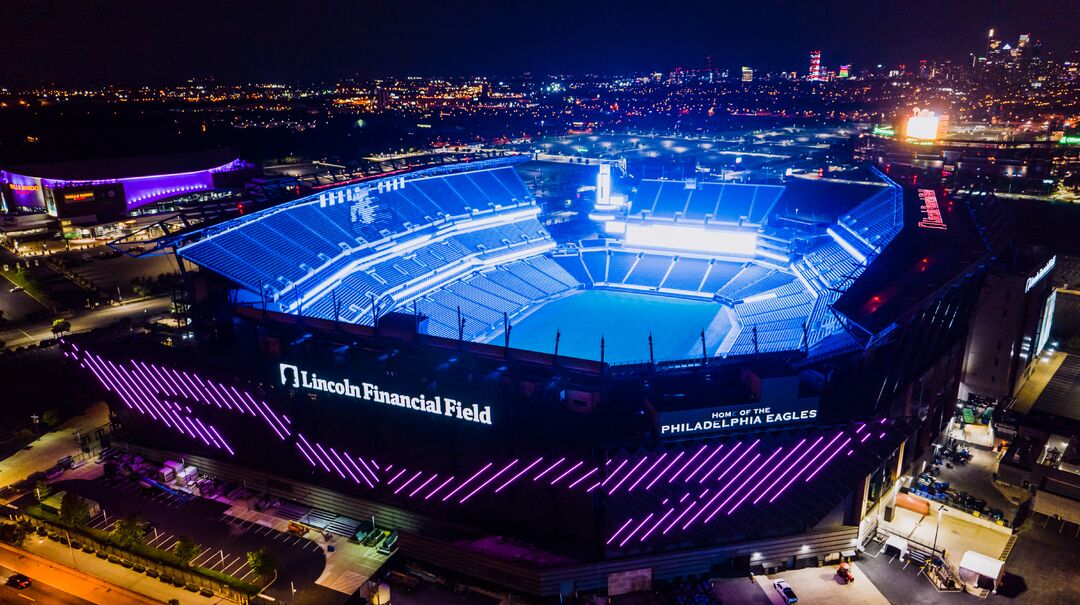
[883,535,908,559]
[958,550,1005,592]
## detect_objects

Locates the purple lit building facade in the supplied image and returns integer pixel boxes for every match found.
[0,152,254,220]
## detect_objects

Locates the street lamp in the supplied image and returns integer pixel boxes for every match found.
[932,505,948,556]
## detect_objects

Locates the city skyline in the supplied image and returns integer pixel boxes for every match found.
[1,0,1078,85]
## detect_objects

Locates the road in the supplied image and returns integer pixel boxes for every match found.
[0,297,171,349]
[0,545,159,605]
[1,563,97,605]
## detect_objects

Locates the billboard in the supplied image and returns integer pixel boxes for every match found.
[277,361,493,426]
[658,399,819,437]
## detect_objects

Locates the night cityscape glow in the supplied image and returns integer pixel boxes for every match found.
[0,3,1079,605]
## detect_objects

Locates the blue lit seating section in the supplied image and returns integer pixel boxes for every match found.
[634,180,783,225]
[416,256,581,340]
[836,186,902,256]
[178,165,531,297]
[300,217,557,324]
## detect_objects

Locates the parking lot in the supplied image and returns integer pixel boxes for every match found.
[753,564,889,604]
[37,476,326,591]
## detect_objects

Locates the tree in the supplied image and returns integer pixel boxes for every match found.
[0,522,27,547]
[41,408,61,428]
[245,547,276,580]
[51,318,71,337]
[59,492,91,528]
[172,535,202,565]
[34,480,50,503]
[111,514,147,549]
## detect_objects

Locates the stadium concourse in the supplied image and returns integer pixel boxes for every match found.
[177,157,903,363]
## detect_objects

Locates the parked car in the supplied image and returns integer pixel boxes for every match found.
[773,579,798,604]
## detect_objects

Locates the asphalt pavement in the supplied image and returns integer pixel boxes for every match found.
[1,563,97,605]
[41,476,324,593]
[0,296,171,349]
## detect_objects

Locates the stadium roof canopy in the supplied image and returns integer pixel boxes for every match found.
[2,150,243,181]
[834,187,987,336]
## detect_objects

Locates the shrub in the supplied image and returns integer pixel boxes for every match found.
[185,584,199,592]
[146,569,159,578]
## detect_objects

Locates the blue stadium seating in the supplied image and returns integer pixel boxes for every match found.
[660,257,710,291]
[624,254,673,288]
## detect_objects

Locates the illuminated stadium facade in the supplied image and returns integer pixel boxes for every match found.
[68,157,998,597]
[0,151,254,219]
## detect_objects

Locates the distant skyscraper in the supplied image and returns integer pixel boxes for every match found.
[838,64,851,79]
[741,67,753,82]
[808,50,823,81]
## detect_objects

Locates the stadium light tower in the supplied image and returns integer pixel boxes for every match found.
[597,163,612,207]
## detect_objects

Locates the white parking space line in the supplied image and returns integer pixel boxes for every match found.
[222,556,245,575]
[190,550,215,567]
[239,568,255,582]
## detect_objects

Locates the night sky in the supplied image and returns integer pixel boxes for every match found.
[2,0,1078,85]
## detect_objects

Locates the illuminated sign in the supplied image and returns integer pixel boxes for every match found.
[9,184,39,192]
[905,109,940,141]
[658,400,819,437]
[1060,135,1080,145]
[1025,255,1056,293]
[278,363,492,426]
[872,125,895,137]
[917,189,947,230]
[63,192,95,202]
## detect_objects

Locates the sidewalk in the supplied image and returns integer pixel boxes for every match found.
[13,535,228,604]
[0,401,110,491]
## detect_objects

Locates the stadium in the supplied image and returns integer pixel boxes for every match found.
[64,155,995,597]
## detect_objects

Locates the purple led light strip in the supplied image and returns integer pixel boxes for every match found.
[461,460,519,503]
[628,453,668,492]
[387,468,407,485]
[533,458,565,481]
[769,432,845,503]
[639,508,675,542]
[609,456,649,494]
[495,457,544,493]
[619,513,655,547]
[804,437,853,483]
[735,438,805,511]
[567,467,598,489]
[669,445,707,483]
[442,463,493,502]
[753,435,823,505]
[684,444,724,482]
[425,476,455,500]
[663,500,697,534]
[647,451,684,490]
[686,452,761,530]
[606,518,635,545]
[713,446,786,520]
[550,461,584,486]
[395,471,424,495]
[409,474,438,497]
[702,440,758,484]
[590,458,628,492]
